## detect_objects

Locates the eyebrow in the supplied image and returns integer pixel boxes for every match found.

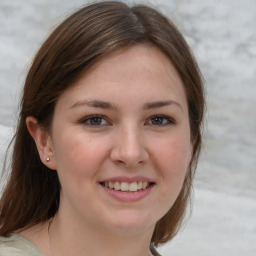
[70,99,183,112]
[70,100,118,110]
[143,100,183,112]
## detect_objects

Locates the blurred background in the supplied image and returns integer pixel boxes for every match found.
[0,0,255,255]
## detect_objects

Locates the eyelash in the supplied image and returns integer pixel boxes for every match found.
[79,115,111,127]
[146,115,175,126]
[79,115,175,127]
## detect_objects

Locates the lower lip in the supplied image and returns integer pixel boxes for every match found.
[100,184,154,202]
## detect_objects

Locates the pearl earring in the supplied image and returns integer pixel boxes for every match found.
[46,157,50,162]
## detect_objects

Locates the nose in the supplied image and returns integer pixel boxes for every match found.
[109,125,149,168]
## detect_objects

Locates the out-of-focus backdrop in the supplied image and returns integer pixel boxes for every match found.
[0,0,255,255]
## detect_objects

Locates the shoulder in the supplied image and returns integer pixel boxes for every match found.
[0,233,43,256]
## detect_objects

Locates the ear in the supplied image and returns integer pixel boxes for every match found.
[26,116,56,170]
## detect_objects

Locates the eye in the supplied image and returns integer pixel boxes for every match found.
[146,115,174,126]
[80,115,110,127]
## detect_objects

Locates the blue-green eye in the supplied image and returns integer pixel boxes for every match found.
[147,115,174,126]
[81,115,109,126]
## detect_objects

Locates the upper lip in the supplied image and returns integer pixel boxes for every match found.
[99,176,155,183]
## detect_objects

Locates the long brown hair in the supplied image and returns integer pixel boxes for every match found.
[0,1,205,246]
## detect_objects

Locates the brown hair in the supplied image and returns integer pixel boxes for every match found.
[0,1,205,246]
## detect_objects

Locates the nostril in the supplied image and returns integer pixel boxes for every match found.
[113,159,126,166]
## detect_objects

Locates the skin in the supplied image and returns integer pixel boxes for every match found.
[24,45,193,256]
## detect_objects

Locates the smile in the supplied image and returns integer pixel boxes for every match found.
[101,181,152,192]
[99,179,155,202]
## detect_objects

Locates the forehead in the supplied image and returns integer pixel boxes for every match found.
[82,45,182,87]
[56,45,187,112]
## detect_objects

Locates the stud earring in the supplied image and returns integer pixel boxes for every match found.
[46,157,50,162]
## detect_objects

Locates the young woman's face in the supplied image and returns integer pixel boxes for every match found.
[49,45,192,236]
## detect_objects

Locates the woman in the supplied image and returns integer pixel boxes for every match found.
[0,1,205,255]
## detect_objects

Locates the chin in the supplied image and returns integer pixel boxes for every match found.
[102,210,157,236]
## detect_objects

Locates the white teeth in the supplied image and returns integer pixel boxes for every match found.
[109,181,114,189]
[129,182,138,192]
[142,181,148,189]
[121,182,129,191]
[114,181,120,191]
[102,181,151,192]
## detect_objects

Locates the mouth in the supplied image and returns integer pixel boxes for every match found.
[99,181,155,192]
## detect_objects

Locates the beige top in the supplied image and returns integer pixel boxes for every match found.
[0,233,161,256]
[0,233,43,256]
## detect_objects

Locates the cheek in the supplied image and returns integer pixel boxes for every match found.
[52,131,109,181]
[152,134,190,173]
[151,134,190,202]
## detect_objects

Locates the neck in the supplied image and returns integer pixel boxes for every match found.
[48,212,154,256]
